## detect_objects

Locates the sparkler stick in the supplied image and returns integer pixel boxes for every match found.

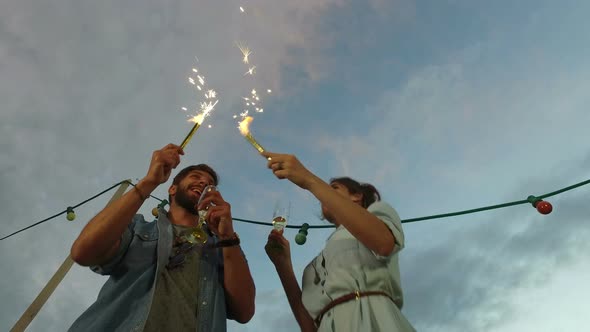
[180,121,201,150]
[179,98,218,150]
[238,116,266,154]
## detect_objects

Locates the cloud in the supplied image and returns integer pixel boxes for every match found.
[2,1,589,332]
[400,155,590,331]
[228,289,299,332]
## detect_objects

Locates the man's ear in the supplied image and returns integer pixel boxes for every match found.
[168,184,177,197]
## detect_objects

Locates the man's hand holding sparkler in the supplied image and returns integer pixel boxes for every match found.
[143,144,185,188]
[71,143,184,267]
[261,151,321,191]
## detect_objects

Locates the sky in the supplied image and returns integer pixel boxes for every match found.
[1,0,590,331]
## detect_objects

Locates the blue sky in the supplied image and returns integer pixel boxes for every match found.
[1,1,590,331]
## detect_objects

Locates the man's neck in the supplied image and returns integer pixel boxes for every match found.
[167,204,199,227]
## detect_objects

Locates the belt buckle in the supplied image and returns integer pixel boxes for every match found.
[355,291,360,300]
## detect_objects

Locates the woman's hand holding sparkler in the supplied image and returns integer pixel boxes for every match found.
[261,151,321,191]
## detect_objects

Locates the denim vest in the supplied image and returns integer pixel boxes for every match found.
[68,209,227,332]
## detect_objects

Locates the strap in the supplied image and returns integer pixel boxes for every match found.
[314,291,392,327]
[215,232,240,248]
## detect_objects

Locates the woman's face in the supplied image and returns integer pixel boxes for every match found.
[321,181,362,223]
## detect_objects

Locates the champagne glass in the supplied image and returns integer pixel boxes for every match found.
[268,200,290,252]
[188,185,217,244]
[272,200,290,232]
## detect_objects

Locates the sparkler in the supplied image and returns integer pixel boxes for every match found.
[234,36,273,158]
[179,63,219,150]
[238,116,265,154]
[180,100,218,150]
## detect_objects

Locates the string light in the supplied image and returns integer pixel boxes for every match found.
[2,178,589,243]
[152,199,169,217]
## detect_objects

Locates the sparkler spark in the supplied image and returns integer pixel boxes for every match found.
[236,42,252,64]
[244,66,256,76]
[239,6,245,13]
[195,100,219,122]
[234,79,275,121]
[206,90,217,99]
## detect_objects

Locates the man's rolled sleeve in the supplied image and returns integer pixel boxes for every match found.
[90,215,139,275]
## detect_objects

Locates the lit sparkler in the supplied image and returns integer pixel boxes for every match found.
[180,99,219,150]
[180,63,219,150]
[233,40,274,156]
[238,116,265,154]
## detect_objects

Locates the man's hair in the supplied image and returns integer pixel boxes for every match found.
[172,164,219,186]
[168,164,219,203]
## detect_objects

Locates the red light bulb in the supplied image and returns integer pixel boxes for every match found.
[536,200,553,215]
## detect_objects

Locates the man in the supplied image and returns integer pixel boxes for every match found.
[69,144,256,331]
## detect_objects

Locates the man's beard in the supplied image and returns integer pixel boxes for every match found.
[175,187,199,215]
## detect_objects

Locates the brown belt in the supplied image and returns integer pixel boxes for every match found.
[314,291,393,327]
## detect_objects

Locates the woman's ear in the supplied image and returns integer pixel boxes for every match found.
[351,192,363,205]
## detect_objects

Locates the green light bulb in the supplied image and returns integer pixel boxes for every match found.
[66,207,76,221]
[295,223,310,245]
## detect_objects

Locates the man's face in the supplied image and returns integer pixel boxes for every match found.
[172,170,216,214]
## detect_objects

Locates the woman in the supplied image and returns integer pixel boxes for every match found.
[262,151,415,332]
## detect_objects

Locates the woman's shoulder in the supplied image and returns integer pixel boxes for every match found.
[367,201,400,220]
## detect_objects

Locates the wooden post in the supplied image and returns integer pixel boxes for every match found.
[10,180,131,332]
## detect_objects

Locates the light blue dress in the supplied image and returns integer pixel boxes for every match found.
[301,201,415,332]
